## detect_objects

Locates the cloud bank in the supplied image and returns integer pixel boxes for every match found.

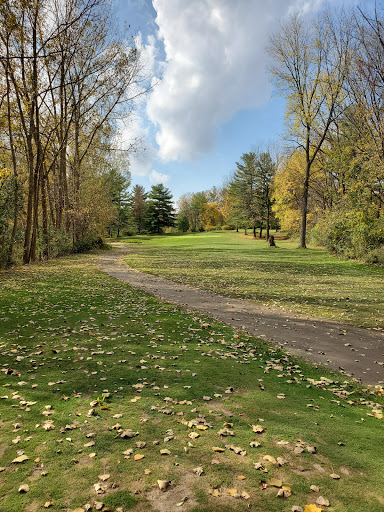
[146,0,327,162]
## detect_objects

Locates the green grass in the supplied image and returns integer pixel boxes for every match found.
[118,230,384,329]
[0,253,383,512]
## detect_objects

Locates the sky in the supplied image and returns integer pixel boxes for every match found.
[115,0,359,203]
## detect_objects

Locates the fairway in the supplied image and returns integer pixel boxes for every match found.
[122,231,384,330]
[1,253,383,512]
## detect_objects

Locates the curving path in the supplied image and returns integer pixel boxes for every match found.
[97,244,384,386]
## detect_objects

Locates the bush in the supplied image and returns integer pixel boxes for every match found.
[73,236,104,253]
[310,209,384,262]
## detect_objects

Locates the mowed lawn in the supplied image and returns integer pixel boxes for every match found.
[121,231,384,330]
[0,252,383,512]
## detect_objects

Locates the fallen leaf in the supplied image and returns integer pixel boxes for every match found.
[209,489,221,497]
[157,480,170,491]
[310,485,320,492]
[98,474,110,481]
[211,446,225,452]
[330,473,340,479]
[277,487,292,498]
[18,484,30,493]
[12,455,29,463]
[43,502,53,508]
[241,491,250,500]
[160,449,171,455]
[267,478,283,488]
[252,425,265,433]
[236,475,246,480]
[304,506,322,512]
[226,488,238,497]
[316,496,330,507]
[134,454,145,461]
[192,466,204,476]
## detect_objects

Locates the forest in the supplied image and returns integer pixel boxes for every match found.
[1,2,384,267]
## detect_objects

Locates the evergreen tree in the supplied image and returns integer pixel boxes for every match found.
[132,185,148,234]
[146,184,175,234]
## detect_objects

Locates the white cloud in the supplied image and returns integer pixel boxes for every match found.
[119,113,157,177]
[149,169,170,184]
[146,0,330,162]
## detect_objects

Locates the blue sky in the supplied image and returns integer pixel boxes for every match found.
[115,0,358,203]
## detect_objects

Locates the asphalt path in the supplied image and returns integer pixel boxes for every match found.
[97,244,384,386]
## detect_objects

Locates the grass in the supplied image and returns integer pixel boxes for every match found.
[116,230,384,330]
[0,252,383,512]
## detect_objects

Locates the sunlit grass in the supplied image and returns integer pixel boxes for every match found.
[121,231,384,329]
[0,254,383,511]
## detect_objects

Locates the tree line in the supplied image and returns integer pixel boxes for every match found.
[0,0,148,267]
[2,3,384,266]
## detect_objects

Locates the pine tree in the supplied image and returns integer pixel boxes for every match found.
[132,185,148,234]
[146,184,175,234]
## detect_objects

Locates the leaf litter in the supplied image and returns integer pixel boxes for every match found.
[0,256,383,511]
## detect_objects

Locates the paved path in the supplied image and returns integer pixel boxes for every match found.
[97,244,384,386]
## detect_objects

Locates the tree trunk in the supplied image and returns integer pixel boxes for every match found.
[299,156,310,249]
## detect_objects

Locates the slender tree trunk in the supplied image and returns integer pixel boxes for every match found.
[41,167,49,259]
[253,224,256,238]
[5,40,19,265]
[299,133,311,249]
[299,159,310,249]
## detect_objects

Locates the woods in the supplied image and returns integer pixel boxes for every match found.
[0,0,147,267]
[1,2,384,266]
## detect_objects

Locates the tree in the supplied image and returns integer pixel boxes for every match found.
[229,152,260,237]
[200,202,223,231]
[0,0,149,265]
[268,10,353,248]
[146,184,175,234]
[255,151,276,240]
[132,185,147,234]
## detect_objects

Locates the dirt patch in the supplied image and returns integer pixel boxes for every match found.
[146,473,200,512]
[0,443,7,458]
[206,401,234,417]
[25,501,40,512]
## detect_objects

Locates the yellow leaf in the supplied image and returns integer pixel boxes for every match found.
[304,505,322,512]
[211,446,225,452]
[134,454,145,461]
[266,478,282,488]
[226,488,238,497]
[236,475,246,480]
[12,455,29,463]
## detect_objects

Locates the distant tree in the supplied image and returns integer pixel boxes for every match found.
[257,151,277,240]
[200,202,223,231]
[132,185,148,234]
[177,214,190,232]
[146,184,175,234]
[229,152,261,237]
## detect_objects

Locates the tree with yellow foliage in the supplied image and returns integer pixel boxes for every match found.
[268,9,353,248]
[200,202,223,231]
